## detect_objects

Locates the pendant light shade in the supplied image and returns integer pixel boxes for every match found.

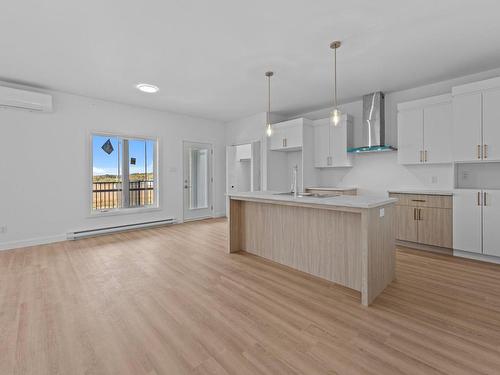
[330,41,342,126]
[265,71,274,137]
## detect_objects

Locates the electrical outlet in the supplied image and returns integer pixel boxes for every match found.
[0,225,6,234]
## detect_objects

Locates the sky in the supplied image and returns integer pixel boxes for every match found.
[92,135,154,177]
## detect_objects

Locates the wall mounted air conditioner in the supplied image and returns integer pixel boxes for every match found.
[0,85,53,112]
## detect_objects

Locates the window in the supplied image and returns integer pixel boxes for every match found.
[91,134,158,212]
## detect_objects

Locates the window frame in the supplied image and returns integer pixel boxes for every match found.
[88,131,160,217]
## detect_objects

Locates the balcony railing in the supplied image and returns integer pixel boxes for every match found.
[92,181,154,210]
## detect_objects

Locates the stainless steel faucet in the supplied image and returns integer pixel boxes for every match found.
[291,165,298,198]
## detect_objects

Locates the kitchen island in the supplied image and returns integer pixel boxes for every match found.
[228,191,397,305]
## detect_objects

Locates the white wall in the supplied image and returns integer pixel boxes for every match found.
[0,85,226,250]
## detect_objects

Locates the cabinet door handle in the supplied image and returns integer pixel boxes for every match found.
[413,208,417,220]
[477,191,481,206]
[484,144,488,159]
[285,138,287,147]
[419,151,423,163]
[477,144,482,159]
[419,208,422,220]
[484,192,487,206]
[424,150,428,162]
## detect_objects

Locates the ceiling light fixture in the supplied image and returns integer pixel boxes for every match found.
[136,83,159,93]
[330,41,342,126]
[265,71,274,137]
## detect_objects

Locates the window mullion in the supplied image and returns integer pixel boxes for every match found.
[122,139,130,208]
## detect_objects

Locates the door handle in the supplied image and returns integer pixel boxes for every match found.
[477,191,481,206]
[484,192,487,206]
[484,144,488,159]
[477,144,482,159]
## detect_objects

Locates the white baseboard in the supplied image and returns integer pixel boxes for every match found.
[0,234,67,251]
[453,250,500,265]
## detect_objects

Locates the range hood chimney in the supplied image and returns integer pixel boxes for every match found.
[348,92,396,153]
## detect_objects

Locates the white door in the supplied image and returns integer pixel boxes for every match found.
[284,124,303,149]
[397,109,423,164]
[453,189,482,254]
[453,93,482,162]
[183,141,213,221]
[269,126,286,150]
[424,103,452,163]
[482,89,500,161]
[331,117,352,167]
[482,190,500,257]
[314,120,330,167]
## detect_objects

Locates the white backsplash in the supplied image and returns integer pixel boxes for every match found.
[317,152,454,196]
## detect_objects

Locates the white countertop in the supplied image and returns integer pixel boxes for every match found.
[228,191,396,209]
[305,186,357,191]
[388,189,454,196]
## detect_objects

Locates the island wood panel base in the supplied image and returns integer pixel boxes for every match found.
[228,198,395,305]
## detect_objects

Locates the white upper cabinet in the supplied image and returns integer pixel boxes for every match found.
[424,102,453,163]
[313,115,353,168]
[313,119,331,167]
[397,94,452,165]
[452,76,500,162]
[397,108,424,164]
[482,88,500,161]
[268,118,305,151]
[331,115,353,167]
[452,93,482,161]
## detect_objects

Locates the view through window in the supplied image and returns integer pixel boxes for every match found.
[92,134,157,211]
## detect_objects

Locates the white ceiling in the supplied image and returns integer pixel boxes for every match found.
[2,0,500,122]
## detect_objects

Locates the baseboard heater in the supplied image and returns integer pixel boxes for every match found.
[67,218,177,240]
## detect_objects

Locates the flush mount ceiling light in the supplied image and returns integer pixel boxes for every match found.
[136,83,159,93]
[265,71,274,137]
[330,41,342,126]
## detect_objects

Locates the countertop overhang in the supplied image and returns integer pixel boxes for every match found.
[228,191,396,210]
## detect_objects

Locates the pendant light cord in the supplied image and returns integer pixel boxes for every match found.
[334,46,337,109]
[267,74,271,124]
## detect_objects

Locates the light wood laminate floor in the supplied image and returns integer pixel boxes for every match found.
[1,218,500,375]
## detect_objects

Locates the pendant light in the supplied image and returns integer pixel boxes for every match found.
[330,41,342,126]
[265,71,274,137]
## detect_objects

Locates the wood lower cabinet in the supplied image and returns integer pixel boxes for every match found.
[418,207,453,248]
[389,193,453,249]
[395,205,418,242]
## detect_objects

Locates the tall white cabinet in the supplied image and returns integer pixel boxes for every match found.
[454,189,500,257]
[452,77,500,162]
[397,94,452,165]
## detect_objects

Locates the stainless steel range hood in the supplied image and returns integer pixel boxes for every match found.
[348,92,397,153]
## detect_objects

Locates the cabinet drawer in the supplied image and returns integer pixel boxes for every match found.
[389,193,452,208]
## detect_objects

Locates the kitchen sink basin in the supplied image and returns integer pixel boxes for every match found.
[273,192,336,198]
